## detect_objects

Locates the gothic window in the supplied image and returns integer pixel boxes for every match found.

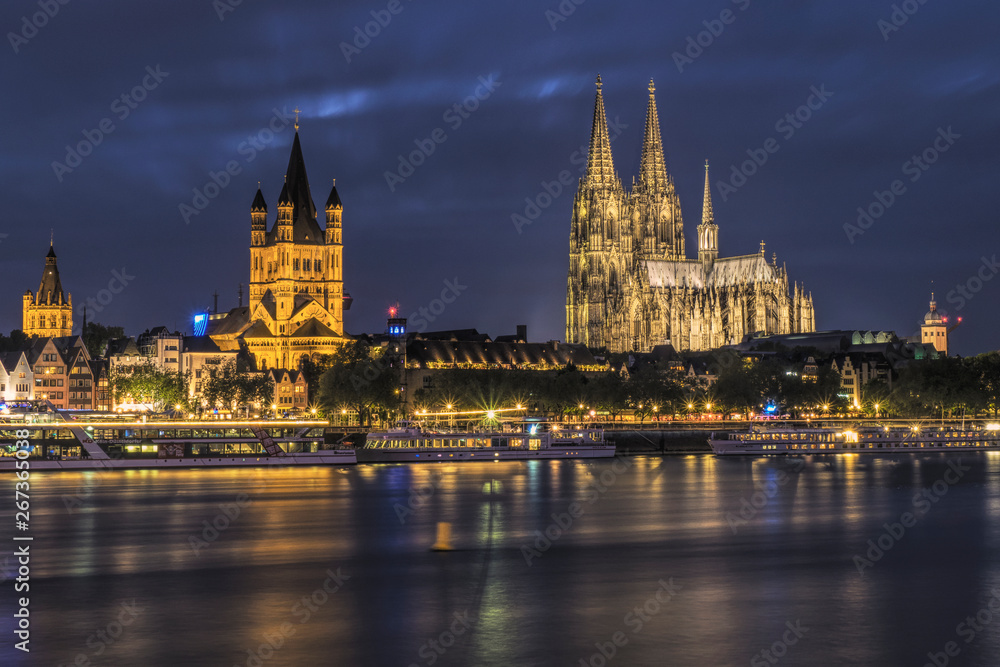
[314,259,321,272]
[293,258,300,271]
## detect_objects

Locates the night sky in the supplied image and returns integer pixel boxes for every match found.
[2,1,998,355]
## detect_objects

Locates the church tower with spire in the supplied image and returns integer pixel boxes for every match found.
[23,241,73,337]
[566,77,815,353]
[242,120,348,370]
[567,75,630,349]
[697,161,718,269]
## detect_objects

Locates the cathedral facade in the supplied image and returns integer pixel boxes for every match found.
[566,78,815,353]
[23,243,73,338]
[240,128,348,370]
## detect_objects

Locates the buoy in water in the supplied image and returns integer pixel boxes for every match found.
[431,521,453,551]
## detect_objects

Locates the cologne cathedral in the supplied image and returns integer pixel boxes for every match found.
[566,77,815,353]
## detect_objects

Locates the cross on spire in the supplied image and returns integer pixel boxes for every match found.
[294,106,301,132]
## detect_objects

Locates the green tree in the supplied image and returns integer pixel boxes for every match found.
[202,361,274,413]
[82,322,125,358]
[316,340,401,427]
[110,362,190,411]
[0,329,29,353]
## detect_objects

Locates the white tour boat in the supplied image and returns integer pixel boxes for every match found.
[708,424,1000,456]
[358,421,615,463]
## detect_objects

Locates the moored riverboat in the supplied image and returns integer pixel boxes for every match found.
[708,424,1000,455]
[358,421,615,462]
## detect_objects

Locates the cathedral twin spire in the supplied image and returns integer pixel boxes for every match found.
[638,79,668,191]
[584,75,618,188]
[585,76,669,192]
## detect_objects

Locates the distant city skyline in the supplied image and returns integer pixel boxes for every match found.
[2,1,998,354]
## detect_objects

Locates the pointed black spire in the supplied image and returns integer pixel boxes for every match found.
[285,132,317,220]
[326,179,342,210]
[38,243,66,305]
[277,179,291,207]
[251,187,267,212]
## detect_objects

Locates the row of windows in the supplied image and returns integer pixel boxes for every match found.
[36,378,64,387]
[254,254,341,272]
[69,378,92,387]
[28,315,68,329]
[34,365,64,375]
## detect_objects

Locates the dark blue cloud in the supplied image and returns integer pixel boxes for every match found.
[1,0,997,355]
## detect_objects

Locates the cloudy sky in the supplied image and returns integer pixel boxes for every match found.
[2,0,998,355]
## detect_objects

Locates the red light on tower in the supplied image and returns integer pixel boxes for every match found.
[389,306,397,317]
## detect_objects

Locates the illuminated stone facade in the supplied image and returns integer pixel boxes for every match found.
[23,243,73,338]
[566,78,816,353]
[241,129,349,370]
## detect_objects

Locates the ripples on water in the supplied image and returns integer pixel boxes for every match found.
[2,453,1000,666]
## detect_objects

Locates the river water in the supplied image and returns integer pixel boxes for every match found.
[3,453,1000,666]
